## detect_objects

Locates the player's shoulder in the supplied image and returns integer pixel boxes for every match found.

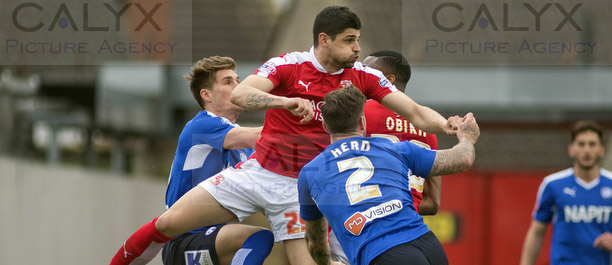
[352,61,384,77]
[364,99,383,109]
[187,111,234,131]
[541,168,574,186]
[600,168,612,181]
[271,50,313,65]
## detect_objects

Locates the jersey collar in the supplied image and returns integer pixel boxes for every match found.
[573,168,600,190]
[309,46,345,75]
[202,111,239,127]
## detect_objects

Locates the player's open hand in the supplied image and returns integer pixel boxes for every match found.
[594,232,612,251]
[283,97,314,123]
[444,115,461,136]
[457,112,480,144]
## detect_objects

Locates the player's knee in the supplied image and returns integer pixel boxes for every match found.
[257,229,274,249]
[154,214,176,237]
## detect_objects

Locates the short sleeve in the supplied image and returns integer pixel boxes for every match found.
[358,64,398,102]
[254,57,287,89]
[396,141,436,178]
[189,115,235,152]
[533,182,555,223]
[298,168,324,221]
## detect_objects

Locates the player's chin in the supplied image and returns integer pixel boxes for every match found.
[344,62,355,68]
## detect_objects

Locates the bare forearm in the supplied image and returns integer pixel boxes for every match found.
[231,85,286,111]
[380,92,448,134]
[305,219,331,265]
[520,222,547,265]
[407,105,448,135]
[223,127,262,150]
[429,138,475,177]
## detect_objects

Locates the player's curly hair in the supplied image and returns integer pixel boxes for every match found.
[321,85,367,134]
[185,56,236,110]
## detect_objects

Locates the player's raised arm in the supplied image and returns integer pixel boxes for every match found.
[231,75,314,123]
[427,113,479,177]
[380,91,459,136]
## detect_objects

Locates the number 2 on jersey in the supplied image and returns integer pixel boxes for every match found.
[338,156,381,204]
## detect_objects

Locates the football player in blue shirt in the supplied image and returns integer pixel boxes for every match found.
[161,56,273,265]
[521,120,612,265]
[298,86,479,265]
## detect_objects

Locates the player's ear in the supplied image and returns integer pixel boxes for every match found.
[319,33,330,47]
[386,74,396,84]
[322,121,330,134]
[359,114,366,136]
[200,88,212,103]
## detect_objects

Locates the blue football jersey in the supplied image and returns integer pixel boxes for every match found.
[298,136,436,265]
[533,168,612,265]
[165,111,253,232]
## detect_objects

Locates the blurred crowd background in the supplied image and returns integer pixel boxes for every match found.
[0,0,610,264]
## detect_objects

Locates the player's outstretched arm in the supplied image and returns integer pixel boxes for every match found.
[520,220,548,265]
[231,75,314,123]
[223,126,262,150]
[419,176,441,215]
[305,218,333,265]
[427,113,479,177]
[380,92,459,136]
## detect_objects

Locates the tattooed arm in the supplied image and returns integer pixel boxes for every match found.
[428,113,480,177]
[305,218,332,265]
[231,75,314,123]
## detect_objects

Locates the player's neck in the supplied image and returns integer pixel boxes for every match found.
[330,132,364,143]
[205,107,240,123]
[573,164,600,183]
[314,48,342,73]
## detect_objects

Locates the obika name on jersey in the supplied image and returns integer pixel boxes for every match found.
[564,205,612,224]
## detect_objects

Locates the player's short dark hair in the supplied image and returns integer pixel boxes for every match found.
[313,6,361,47]
[185,56,236,110]
[368,50,411,92]
[321,85,367,134]
[570,120,603,144]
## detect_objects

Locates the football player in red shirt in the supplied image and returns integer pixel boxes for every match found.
[110,6,461,265]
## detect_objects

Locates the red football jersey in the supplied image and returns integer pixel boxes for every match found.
[364,100,438,213]
[254,48,397,178]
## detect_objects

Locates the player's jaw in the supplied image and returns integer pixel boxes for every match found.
[574,152,601,170]
[337,53,359,69]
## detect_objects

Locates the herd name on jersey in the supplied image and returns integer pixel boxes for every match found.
[330,140,371,158]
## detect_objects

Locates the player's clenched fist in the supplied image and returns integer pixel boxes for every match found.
[282,97,314,123]
[457,112,480,144]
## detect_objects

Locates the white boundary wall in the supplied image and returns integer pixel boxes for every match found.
[0,156,165,264]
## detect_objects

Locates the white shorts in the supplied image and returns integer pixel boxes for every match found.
[200,159,304,242]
